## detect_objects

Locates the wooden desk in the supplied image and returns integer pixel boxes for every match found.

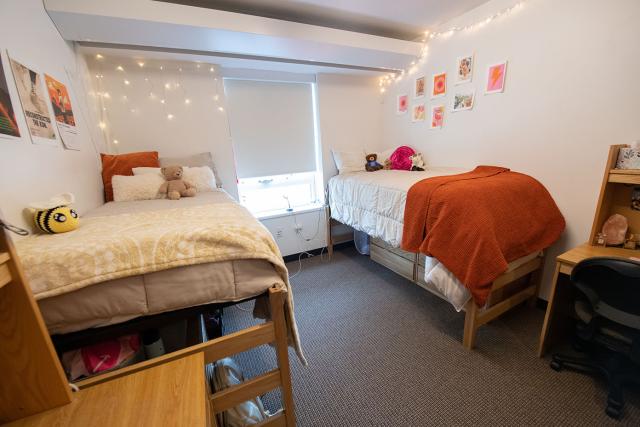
[537,243,640,357]
[5,353,208,427]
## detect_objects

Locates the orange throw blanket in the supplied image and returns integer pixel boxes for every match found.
[401,166,565,306]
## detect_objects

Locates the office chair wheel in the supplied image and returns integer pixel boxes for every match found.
[550,359,563,371]
[605,404,622,419]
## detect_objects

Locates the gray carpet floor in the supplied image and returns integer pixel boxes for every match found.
[224,246,640,426]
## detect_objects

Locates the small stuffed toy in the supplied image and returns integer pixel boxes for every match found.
[365,153,383,172]
[30,193,79,234]
[159,166,196,200]
[410,153,426,171]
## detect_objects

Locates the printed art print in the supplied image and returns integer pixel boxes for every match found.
[486,61,508,94]
[414,75,425,98]
[432,72,446,98]
[456,54,474,84]
[412,104,425,122]
[0,52,20,139]
[430,105,444,129]
[45,74,79,150]
[452,91,475,112]
[397,94,408,115]
[9,56,56,144]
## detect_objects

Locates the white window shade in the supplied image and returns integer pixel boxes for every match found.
[224,79,317,179]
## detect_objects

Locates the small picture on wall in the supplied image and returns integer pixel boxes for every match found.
[456,55,474,84]
[486,61,508,94]
[452,91,475,112]
[430,105,444,129]
[0,52,20,139]
[9,55,57,144]
[431,72,446,98]
[45,74,79,150]
[414,76,425,98]
[397,94,408,115]
[412,104,425,122]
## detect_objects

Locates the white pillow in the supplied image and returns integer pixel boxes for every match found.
[111,174,165,202]
[183,166,216,192]
[132,166,216,192]
[331,149,366,174]
[372,148,395,163]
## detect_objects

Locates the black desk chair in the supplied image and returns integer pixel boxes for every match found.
[550,257,640,419]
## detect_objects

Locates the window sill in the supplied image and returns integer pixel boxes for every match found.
[253,203,325,220]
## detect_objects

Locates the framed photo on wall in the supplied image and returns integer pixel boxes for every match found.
[485,61,508,94]
[396,94,408,115]
[456,54,474,84]
[414,75,425,99]
[431,72,446,98]
[452,91,475,112]
[430,105,444,129]
[412,103,425,122]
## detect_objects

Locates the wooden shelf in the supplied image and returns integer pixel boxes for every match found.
[608,169,640,185]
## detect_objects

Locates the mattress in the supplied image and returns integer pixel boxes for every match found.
[38,191,284,335]
[328,169,539,310]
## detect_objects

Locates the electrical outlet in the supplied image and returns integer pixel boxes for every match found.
[294,225,303,233]
[275,229,283,238]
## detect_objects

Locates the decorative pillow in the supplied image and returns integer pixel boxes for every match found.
[389,146,416,171]
[331,149,366,174]
[133,166,217,193]
[111,174,165,202]
[183,166,216,192]
[101,151,159,202]
[159,152,221,187]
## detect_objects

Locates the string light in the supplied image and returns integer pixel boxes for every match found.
[137,61,145,67]
[116,65,124,71]
[124,79,130,85]
[184,98,191,104]
[379,0,527,93]
[167,113,174,120]
[98,121,106,129]
[160,99,165,104]
[113,139,119,144]
[95,54,103,59]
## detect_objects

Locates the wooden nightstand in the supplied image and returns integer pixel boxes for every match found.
[5,353,208,427]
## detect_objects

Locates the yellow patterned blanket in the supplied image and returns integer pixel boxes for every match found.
[16,195,304,361]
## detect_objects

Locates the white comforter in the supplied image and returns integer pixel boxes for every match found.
[328,168,477,310]
[328,169,540,311]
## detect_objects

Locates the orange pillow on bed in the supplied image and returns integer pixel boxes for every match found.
[100,151,160,202]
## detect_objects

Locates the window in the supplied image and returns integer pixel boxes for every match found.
[224,78,323,216]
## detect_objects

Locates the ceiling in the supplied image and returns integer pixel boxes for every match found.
[157,0,492,40]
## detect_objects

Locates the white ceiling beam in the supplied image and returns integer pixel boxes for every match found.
[44,0,422,71]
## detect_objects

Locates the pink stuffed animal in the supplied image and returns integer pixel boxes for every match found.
[389,146,416,170]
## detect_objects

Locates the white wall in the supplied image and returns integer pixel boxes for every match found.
[316,73,385,185]
[382,0,640,298]
[0,0,105,230]
[86,57,239,199]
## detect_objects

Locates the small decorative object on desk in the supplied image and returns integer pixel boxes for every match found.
[602,214,628,246]
[624,234,637,250]
[595,232,607,247]
[616,141,640,169]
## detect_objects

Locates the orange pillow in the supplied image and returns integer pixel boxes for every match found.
[100,151,160,202]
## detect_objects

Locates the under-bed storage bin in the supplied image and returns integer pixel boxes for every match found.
[370,238,415,281]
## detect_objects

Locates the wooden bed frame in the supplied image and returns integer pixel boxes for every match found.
[0,225,296,426]
[326,212,545,350]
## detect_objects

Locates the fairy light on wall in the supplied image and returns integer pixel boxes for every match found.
[378,0,527,93]
[89,55,227,148]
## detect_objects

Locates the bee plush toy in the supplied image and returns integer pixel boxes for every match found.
[30,193,79,234]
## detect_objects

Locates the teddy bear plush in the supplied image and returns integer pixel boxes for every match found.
[365,153,383,172]
[159,165,197,200]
